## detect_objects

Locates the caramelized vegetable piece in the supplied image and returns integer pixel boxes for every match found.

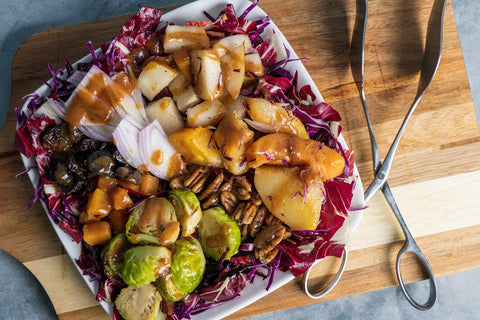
[111,186,134,210]
[168,74,201,112]
[115,284,163,320]
[197,207,241,260]
[126,197,180,246]
[163,25,210,54]
[220,44,245,100]
[83,221,112,246]
[145,97,185,136]
[254,166,324,230]
[190,49,223,101]
[138,57,178,101]
[245,98,309,139]
[86,188,112,218]
[108,210,129,234]
[169,127,223,167]
[245,133,345,181]
[172,47,192,81]
[139,173,160,195]
[214,112,254,175]
[186,100,227,127]
[97,175,117,192]
[123,245,172,287]
[102,233,131,278]
[168,188,202,237]
[79,211,101,225]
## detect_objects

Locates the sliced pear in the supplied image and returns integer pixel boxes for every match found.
[168,74,202,112]
[245,97,309,139]
[221,44,245,100]
[171,47,191,81]
[214,112,254,175]
[163,25,210,54]
[145,97,185,136]
[213,34,253,57]
[138,57,178,101]
[245,133,345,181]
[186,100,227,127]
[220,94,247,118]
[190,49,223,101]
[244,52,265,77]
[254,165,324,230]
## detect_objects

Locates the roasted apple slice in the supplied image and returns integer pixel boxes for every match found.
[138,57,178,101]
[145,97,185,136]
[190,49,223,101]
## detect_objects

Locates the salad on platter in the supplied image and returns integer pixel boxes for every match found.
[14,1,362,319]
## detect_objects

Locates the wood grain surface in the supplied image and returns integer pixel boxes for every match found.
[2,0,480,319]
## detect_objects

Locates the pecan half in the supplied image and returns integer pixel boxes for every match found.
[198,171,224,200]
[220,191,237,213]
[253,224,286,263]
[232,201,257,225]
[232,177,251,200]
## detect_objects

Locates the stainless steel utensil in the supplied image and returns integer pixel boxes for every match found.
[351,0,447,310]
[303,0,446,307]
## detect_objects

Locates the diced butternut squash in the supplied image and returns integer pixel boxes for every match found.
[245,98,309,139]
[140,173,160,195]
[117,179,141,192]
[138,57,179,100]
[145,97,185,136]
[245,133,345,181]
[169,127,223,167]
[83,221,112,246]
[111,186,134,210]
[86,188,112,219]
[186,100,227,127]
[79,211,101,225]
[108,209,129,234]
[168,74,202,112]
[97,175,117,192]
[190,49,223,101]
[214,112,254,175]
[163,25,210,54]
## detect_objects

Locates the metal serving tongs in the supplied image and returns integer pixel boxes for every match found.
[303,0,446,308]
[350,0,447,310]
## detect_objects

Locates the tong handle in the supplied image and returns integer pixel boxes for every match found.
[303,247,348,299]
[383,184,437,310]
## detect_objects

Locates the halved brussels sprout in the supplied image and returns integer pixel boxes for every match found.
[115,284,164,320]
[168,188,202,237]
[197,207,241,260]
[102,233,132,278]
[122,245,171,287]
[125,197,180,246]
[156,237,206,301]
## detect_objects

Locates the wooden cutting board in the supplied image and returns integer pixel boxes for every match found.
[2,0,480,319]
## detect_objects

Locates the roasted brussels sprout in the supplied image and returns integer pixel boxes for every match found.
[168,188,202,237]
[102,233,132,278]
[197,207,241,260]
[115,284,164,320]
[125,197,180,246]
[156,237,206,301]
[122,245,171,287]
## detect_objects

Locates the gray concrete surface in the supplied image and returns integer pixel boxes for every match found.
[1,0,479,319]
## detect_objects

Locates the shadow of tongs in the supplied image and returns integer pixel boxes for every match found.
[350,0,447,310]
